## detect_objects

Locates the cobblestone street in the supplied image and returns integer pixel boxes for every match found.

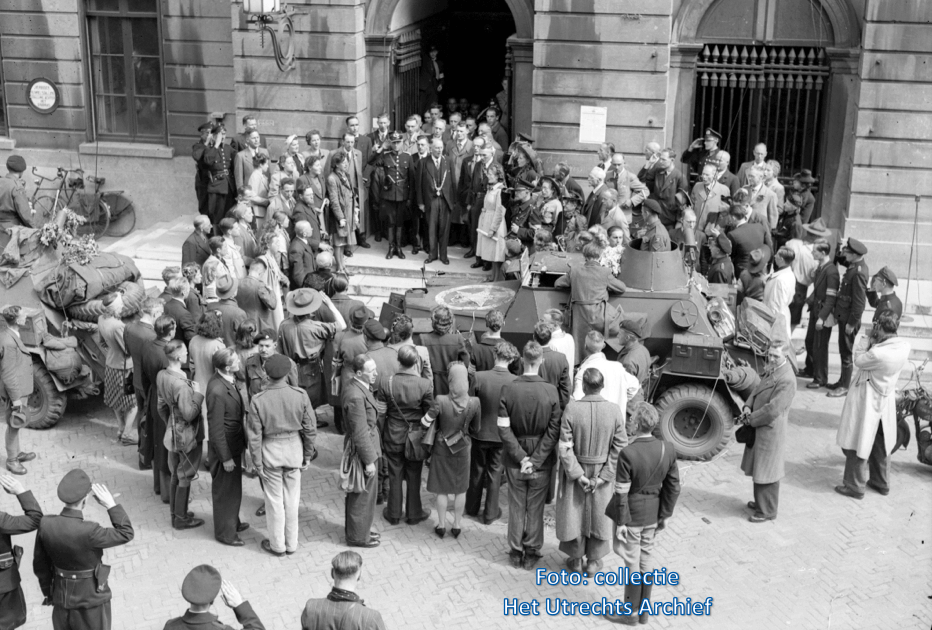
[5,380,929,630]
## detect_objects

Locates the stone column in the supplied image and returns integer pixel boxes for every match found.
[668,44,703,161]
[821,48,860,228]
[506,35,533,142]
[366,35,393,127]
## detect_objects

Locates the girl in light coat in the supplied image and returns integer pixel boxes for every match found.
[835,313,910,498]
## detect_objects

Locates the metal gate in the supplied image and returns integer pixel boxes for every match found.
[692,44,830,182]
[391,29,421,130]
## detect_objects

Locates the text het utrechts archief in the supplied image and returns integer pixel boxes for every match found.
[503,568,713,618]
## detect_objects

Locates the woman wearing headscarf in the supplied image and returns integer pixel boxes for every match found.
[835,313,910,499]
[425,362,479,538]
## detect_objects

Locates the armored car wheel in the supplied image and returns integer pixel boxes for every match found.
[24,361,68,430]
[656,383,732,461]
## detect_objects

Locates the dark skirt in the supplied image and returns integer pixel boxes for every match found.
[104,366,135,412]
[427,435,471,494]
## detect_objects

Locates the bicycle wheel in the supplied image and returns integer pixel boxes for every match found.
[31,195,65,229]
[103,192,136,237]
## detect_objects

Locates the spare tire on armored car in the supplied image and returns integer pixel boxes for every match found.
[656,383,733,461]
[24,361,68,430]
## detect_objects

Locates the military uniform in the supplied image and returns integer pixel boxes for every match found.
[1,326,34,473]
[639,222,671,252]
[832,255,869,390]
[804,260,840,386]
[202,141,236,227]
[157,368,206,527]
[619,342,651,392]
[278,317,336,409]
[707,255,735,284]
[164,564,264,630]
[0,489,41,630]
[509,197,537,247]
[0,174,30,233]
[241,353,298,401]
[33,471,134,630]
[369,148,415,228]
[246,363,317,555]
[867,291,902,323]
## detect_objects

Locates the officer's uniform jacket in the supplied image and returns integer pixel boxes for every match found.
[867,291,903,323]
[807,261,840,324]
[368,150,415,204]
[707,255,735,284]
[497,374,562,470]
[33,504,134,609]
[164,602,264,630]
[0,175,31,229]
[240,353,298,401]
[833,259,869,327]
[0,490,41,595]
[246,381,317,469]
[202,144,236,195]
[620,342,651,391]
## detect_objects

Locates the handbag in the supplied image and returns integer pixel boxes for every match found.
[735,423,756,448]
[339,439,368,494]
[439,399,473,455]
[123,370,135,396]
[387,376,430,462]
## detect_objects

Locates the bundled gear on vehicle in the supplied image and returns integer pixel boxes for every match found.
[36,251,140,309]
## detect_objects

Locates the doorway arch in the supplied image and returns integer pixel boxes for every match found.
[364,0,534,138]
[668,0,861,224]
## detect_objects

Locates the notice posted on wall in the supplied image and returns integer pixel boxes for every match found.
[579,105,607,144]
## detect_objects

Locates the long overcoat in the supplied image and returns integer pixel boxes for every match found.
[836,337,910,458]
[556,395,627,543]
[740,360,796,484]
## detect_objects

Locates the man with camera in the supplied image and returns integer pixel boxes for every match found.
[369,131,416,260]
[33,469,134,630]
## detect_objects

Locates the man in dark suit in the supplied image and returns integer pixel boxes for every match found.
[164,565,264,630]
[213,276,248,348]
[342,354,382,548]
[33,469,134,630]
[299,551,386,630]
[649,148,689,230]
[292,184,325,244]
[461,139,494,263]
[0,307,35,476]
[498,341,561,571]
[182,216,212,268]
[714,150,741,196]
[417,138,456,264]
[228,114,267,154]
[162,278,198,343]
[289,220,317,290]
[827,238,869,398]
[736,142,768,187]
[124,298,163,472]
[368,113,391,151]
[0,474,42,630]
[553,161,584,201]
[804,239,839,389]
[583,167,613,228]
[533,322,571,412]
[637,142,662,193]
[467,341,517,525]
[206,349,250,547]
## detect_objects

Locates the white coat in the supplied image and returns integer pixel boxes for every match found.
[572,352,640,417]
[836,337,911,458]
[764,265,795,344]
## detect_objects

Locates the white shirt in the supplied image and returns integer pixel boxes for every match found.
[572,352,640,417]
[784,239,817,287]
[764,265,796,343]
[547,331,576,383]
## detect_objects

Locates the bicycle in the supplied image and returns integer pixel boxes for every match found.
[29,167,137,239]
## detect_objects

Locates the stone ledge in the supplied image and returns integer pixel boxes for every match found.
[0,137,16,150]
[78,141,175,159]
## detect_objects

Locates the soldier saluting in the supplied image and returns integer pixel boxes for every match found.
[33,469,134,630]
[0,473,42,630]
[369,131,416,260]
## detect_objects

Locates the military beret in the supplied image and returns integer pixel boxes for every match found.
[253,328,277,344]
[349,305,370,329]
[57,469,91,503]
[641,199,662,217]
[715,232,733,255]
[363,319,387,341]
[844,237,867,256]
[197,122,213,132]
[181,565,222,605]
[6,155,26,173]
[875,266,897,286]
[265,354,292,380]
[619,313,650,339]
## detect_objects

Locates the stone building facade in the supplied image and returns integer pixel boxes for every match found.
[0,0,928,277]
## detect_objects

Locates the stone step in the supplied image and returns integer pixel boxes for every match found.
[347,238,489,281]
[348,275,428,298]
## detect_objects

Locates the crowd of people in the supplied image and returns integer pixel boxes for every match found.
[0,102,917,629]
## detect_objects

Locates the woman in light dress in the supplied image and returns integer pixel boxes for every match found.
[255,230,287,330]
[476,162,507,281]
[188,310,226,421]
[246,154,271,228]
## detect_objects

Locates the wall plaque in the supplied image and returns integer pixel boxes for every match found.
[27,78,60,114]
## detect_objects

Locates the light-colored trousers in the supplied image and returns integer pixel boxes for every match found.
[262,466,301,553]
[613,522,657,572]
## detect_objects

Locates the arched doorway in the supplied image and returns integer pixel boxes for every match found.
[670,0,860,222]
[365,0,534,137]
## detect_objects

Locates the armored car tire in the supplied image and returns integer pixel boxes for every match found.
[24,361,68,429]
[656,383,732,461]
[65,280,146,322]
